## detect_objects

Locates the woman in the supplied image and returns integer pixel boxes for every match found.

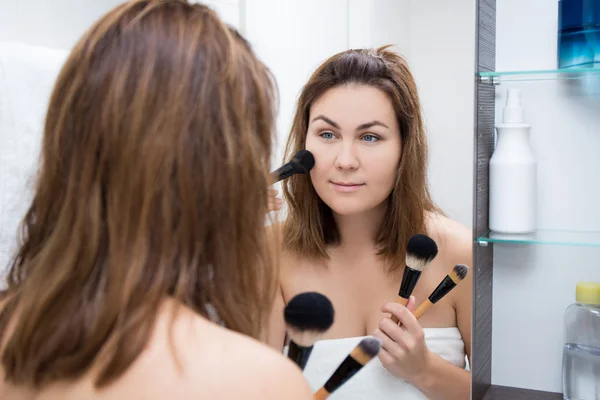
[0,1,312,399]
[267,46,472,399]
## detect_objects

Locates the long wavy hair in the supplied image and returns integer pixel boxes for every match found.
[282,45,440,272]
[0,0,278,389]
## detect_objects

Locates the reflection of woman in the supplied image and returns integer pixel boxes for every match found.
[0,1,312,399]
[267,46,472,399]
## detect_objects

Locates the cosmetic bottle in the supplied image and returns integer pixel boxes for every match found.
[489,89,537,234]
[558,0,600,68]
[562,282,600,400]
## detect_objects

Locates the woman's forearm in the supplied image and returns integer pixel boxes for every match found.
[411,352,471,400]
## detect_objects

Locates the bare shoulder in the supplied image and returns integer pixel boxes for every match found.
[183,316,313,399]
[425,212,472,265]
[222,330,313,399]
[120,301,312,399]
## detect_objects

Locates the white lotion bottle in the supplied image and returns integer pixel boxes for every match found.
[489,88,537,234]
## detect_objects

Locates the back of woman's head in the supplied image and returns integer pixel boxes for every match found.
[282,46,437,270]
[0,0,277,388]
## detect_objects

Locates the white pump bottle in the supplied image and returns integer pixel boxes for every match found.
[489,88,537,234]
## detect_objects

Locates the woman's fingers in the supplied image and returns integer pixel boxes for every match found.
[268,188,282,211]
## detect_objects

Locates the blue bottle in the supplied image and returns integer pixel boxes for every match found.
[558,0,600,68]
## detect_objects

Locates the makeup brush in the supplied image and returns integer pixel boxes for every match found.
[284,292,335,370]
[270,149,315,183]
[413,264,469,319]
[313,337,382,400]
[391,234,438,323]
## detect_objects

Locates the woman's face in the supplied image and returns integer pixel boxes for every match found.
[305,84,402,216]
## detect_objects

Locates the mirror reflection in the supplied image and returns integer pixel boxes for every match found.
[0,1,475,399]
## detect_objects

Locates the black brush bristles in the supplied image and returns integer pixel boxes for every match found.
[396,234,439,302]
[356,337,382,359]
[405,234,438,271]
[290,149,315,174]
[284,292,334,370]
[284,292,334,335]
[452,264,469,281]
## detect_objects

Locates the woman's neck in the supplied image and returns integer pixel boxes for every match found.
[332,202,388,251]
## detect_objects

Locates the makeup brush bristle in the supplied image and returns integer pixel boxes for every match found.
[357,337,382,359]
[405,234,438,271]
[284,292,334,346]
[451,264,469,281]
[290,149,315,173]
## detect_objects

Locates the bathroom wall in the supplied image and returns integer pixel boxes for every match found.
[407,0,476,230]
[0,0,125,49]
[491,0,600,393]
[0,0,240,50]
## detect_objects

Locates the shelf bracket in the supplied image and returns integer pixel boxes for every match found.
[478,75,500,85]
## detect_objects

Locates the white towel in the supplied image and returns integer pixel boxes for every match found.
[0,41,69,282]
[290,327,467,399]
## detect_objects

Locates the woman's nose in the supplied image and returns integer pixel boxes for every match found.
[334,143,359,171]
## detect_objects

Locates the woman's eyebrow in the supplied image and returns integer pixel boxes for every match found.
[356,120,389,130]
[311,115,340,129]
[311,115,389,131]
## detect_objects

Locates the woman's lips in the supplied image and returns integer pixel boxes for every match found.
[330,181,365,192]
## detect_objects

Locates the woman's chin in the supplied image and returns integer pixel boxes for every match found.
[325,201,371,217]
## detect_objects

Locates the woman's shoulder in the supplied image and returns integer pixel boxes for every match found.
[205,324,313,399]
[132,300,313,399]
[425,211,472,264]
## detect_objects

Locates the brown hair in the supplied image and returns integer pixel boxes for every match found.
[0,0,278,389]
[282,45,439,272]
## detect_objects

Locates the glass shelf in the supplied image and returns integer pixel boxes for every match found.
[477,229,600,247]
[478,67,600,83]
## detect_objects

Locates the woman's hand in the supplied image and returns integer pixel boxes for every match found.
[268,188,282,212]
[372,296,432,384]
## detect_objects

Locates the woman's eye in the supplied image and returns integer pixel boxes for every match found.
[320,131,335,140]
[362,134,379,143]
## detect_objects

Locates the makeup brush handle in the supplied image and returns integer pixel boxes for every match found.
[314,387,330,399]
[287,342,313,370]
[413,299,433,319]
[390,295,409,323]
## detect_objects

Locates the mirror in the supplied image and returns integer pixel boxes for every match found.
[0,1,475,399]
[244,1,475,398]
